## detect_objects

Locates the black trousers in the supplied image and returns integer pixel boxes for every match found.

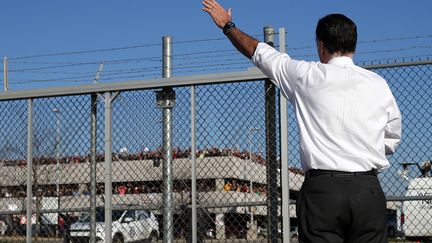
[296,170,388,243]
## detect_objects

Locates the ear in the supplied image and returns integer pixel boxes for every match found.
[317,41,326,63]
[318,41,325,56]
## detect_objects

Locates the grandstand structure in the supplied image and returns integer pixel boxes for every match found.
[0,153,304,239]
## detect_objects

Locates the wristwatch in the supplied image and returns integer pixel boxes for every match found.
[223,22,236,35]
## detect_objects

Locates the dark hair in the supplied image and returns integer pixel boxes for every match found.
[315,14,357,54]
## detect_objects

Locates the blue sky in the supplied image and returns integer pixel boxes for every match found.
[0,1,431,90]
[0,0,430,54]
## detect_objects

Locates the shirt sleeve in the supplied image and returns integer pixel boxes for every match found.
[384,98,402,155]
[251,42,310,100]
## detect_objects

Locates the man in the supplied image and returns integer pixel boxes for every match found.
[202,1,402,243]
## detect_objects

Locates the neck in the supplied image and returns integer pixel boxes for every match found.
[332,52,354,59]
[321,52,354,64]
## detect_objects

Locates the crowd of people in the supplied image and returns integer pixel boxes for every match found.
[3,146,303,170]
[0,146,304,199]
[223,179,268,197]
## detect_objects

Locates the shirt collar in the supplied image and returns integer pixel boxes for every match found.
[327,56,355,66]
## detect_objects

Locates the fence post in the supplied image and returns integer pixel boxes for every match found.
[191,85,197,243]
[102,91,120,243]
[90,93,97,243]
[278,27,291,243]
[157,35,176,243]
[3,57,8,92]
[264,26,279,243]
[26,98,33,243]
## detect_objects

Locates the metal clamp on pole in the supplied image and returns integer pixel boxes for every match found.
[156,88,176,109]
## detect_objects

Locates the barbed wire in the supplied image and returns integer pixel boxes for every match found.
[285,34,432,51]
[8,49,241,73]
[357,54,432,66]
[292,45,432,59]
[8,53,432,86]
[9,57,162,65]
[9,62,104,72]
[9,56,247,77]
[3,33,432,88]
[11,64,254,85]
[8,34,264,61]
[9,43,161,61]
[9,60,251,84]
[6,32,431,62]
[358,34,432,44]
[6,32,431,66]
[358,45,432,54]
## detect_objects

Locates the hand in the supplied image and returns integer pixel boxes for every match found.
[202,0,232,29]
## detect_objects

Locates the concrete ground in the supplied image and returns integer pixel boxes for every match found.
[0,236,416,243]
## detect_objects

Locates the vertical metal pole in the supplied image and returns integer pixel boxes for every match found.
[90,94,98,243]
[161,36,175,243]
[104,92,113,243]
[26,98,33,243]
[264,26,278,243]
[248,127,260,230]
[191,85,197,243]
[278,27,291,243]
[52,108,61,237]
[3,57,8,92]
[163,36,172,79]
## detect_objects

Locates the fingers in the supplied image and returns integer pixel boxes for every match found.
[202,0,232,29]
[202,0,214,14]
[202,0,216,10]
[202,0,224,13]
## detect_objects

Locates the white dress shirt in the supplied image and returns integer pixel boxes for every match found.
[252,42,402,172]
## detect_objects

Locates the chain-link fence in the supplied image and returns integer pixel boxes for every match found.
[0,57,431,243]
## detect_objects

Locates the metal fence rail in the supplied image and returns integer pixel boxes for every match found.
[0,36,431,243]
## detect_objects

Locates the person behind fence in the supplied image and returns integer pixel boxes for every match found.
[202,1,402,243]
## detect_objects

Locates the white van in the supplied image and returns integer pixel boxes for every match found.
[69,205,159,243]
[401,161,432,242]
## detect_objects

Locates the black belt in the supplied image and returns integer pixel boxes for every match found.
[305,169,378,179]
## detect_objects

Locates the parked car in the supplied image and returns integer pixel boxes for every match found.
[69,205,159,243]
[15,213,59,237]
[59,213,78,241]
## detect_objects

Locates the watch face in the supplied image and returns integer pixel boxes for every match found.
[223,22,235,35]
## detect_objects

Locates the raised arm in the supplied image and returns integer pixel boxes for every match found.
[202,0,259,59]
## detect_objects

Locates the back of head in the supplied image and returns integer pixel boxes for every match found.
[316,14,357,55]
